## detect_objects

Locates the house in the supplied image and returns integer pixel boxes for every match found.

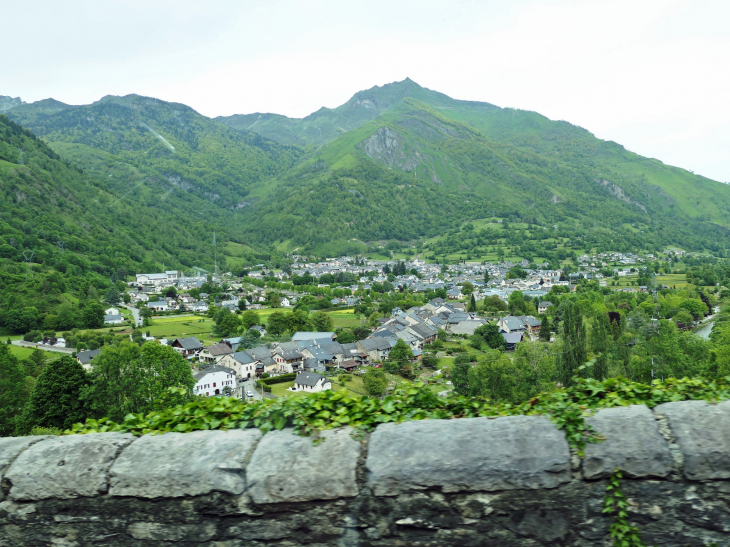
[356,337,394,363]
[497,316,528,334]
[538,301,553,315]
[292,371,331,393]
[292,332,336,342]
[274,350,305,374]
[104,307,121,316]
[193,365,237,397]
[104,314,125,325]
[517,315,542,334]
[250,325,267,337]
[502,332,523,351]
[147,300,169,312]
[221,337,243,351]
[171,337,204,357]
[198,342,235,363]
[76,349,101,370]
[280,297,291,307]
[339,360,359,371]
[219,351,258,379]
[405,323,438,346]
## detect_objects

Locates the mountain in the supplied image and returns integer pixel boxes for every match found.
[5,80,730,264]
[216,78,492,148]
[220,80,730,258]
[0,96,24,113]
[4,94,305,268]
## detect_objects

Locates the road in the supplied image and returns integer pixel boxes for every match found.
[12,340,75,354]
[238,377,265,402]
[121,304,143,327]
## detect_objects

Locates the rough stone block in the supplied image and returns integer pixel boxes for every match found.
[109,429,261,498]
[0,436,50,501]
[5,433,133,501]
[583,405,672,479]
[366,416,571,496]
[653,399,730,480]
[246,427,360,504]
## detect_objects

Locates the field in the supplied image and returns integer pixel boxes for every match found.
[252,308,362,329]
[145,316,217,341]
[8,345,62,361]
[654,273,690,289]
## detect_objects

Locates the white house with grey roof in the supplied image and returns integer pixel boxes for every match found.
[193,365,237,397]
[292,372,331,393]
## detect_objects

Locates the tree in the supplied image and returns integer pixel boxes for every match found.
[474,323,505,350]
[508,291,527,315]
[336,331,356,344]
[451,354,471,396]
[363,368,388,397]
[214,310,240,337]
[679,298,709,320]
[104,287,121,306]
[352,326,370,340]
[18,356,89,434]
[83,342,195,422]
[310,311,334,332]
[287,309,310,332]
[83,302,104,329]
[237,299,247,311]
[267,311,290,337]
[461,282,474,295]
[468,293,477,313]
[483,295,507,312]
[241,310,260,331]
[421,351,440,369]
[468,353,521,403]
[269,294,282,308]
[484,271,490,284]
[556,300,586,387]
[390,339,414,364]
[0,344,27,436]
[539,315,552,341]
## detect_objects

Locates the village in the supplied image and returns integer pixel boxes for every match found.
[40,249,664,402]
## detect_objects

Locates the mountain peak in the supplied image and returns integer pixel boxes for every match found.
[0,95,24,113]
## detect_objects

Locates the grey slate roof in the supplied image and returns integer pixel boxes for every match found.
[292,332,335,342]
[77,349,101,365]
[174,337,204,350]
[229,351,256,365]
[246,346,273,360]
[295,372,327,387]
[193,364,237,381]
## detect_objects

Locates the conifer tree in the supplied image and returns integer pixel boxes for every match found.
[18,355,89,434]
[556,300,586,386]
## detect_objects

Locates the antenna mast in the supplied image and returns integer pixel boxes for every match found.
[213,231,218,277]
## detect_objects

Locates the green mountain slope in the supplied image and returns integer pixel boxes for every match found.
[235,86,730,256]
[216,78,490,148]
[0,113,237,321]
[4,94,306,267]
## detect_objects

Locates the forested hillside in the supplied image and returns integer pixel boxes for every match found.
[231,85,730,257]
[4,94,303,265]
[5,80,730,261]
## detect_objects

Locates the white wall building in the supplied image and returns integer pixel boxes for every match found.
[193,365,238,397]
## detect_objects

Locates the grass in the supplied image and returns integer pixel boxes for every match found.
[8,345,62,361]
[145,316,215,340]
[655,273,690,289]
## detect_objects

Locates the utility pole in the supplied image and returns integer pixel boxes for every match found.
[22,250,34,279]
[213,231,218,278]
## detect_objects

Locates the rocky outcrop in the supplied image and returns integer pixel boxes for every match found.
[2,402,730,545]
[597,178,647,212]
[360,126,420,171]
[0,96,23,113]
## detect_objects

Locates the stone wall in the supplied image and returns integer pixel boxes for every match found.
[1,400,730,546]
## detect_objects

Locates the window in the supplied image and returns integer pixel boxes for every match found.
[213,382,216,387]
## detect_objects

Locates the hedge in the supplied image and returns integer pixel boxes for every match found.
[261,373,298,385]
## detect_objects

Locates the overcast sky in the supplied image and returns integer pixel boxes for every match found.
[2,0,729,182]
